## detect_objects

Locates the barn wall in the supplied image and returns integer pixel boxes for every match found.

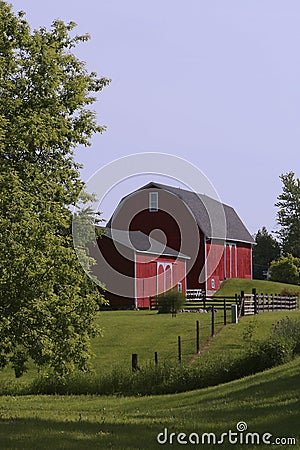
[206,241,252,291]
[185,229,206,291]
[136,254,187,309]
[206,241,224,291]
[107,186,253,294]
[93,236,135,308]
[237,244,252,279]
[111,187,201,265]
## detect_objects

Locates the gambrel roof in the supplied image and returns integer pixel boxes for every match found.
[108,182,254,244]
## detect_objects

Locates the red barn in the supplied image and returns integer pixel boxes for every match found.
[93,228,189,309]
[96,182,254,308]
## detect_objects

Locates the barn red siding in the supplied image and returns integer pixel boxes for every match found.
[104,185,253,296]
[186,230,206,291]
[92,236,135,308]
[111,188,200,259]
[206,241,252,290]
[206,241,224,291]
[237,245,252,279]
[135,254,186,308]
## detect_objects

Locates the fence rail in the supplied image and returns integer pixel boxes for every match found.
[150,288,298,316]
[241,292,298,315]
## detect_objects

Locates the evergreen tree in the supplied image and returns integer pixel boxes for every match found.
[275,172,300,258]
[252,227,280,279]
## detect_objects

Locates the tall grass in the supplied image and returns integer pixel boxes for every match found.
[20,333,297,397]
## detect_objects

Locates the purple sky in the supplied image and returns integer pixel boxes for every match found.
[11,1,300,235]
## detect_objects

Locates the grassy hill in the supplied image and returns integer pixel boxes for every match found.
[0,286,299,448]
[215,278,300,297]
[0,311,216,385]
[0,278,299,448]
[0,307,299,389]
[0,357,298,449]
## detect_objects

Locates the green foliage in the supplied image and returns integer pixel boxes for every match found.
[247,339,293,370]
[252,227,280,279]
[242,318,258,351]
[269,254,300,285]
[275,171,300,257]
[279,287,300,297]
[0,357,299,449]
[157,290,186,314]
[25,339,294,396]
[0,310,299,396]
[0,2,110,377]
[272,316,300,354]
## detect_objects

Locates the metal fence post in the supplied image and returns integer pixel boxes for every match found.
[211,305,215,337]
[132,354,138,371]
[231,304,238,324]
[178,336,182,363]
[252,288,258,314]
[196,320,200,353]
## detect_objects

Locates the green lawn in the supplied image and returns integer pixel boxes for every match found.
[0,310,221,387]
[0,282,299,448]
[216,278,300,297]
[195,309,300,366]
[0,306,299,391]
[0,356,299,449]
[91,310,226,373]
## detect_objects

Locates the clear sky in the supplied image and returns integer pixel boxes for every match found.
[10,1,300,235]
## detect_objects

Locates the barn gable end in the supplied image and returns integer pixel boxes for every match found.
[106,182,254,294]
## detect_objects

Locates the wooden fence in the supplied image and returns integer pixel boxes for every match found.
[241,291,298,315]
[150,288,298,317]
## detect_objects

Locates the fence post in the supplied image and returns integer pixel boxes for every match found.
[196,320,200,353]
[132,353,139,371]
[211,305,215,337]
[231,304,238,324]
[154,351,158,366]
[223,299,227,325]
[178,336,182,363]
[241,291,245,316]
[252,288,258,314]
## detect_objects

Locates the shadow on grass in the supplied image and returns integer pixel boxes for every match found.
[0,418,160,450]
[0,397,299,450]
[0,359,299,450]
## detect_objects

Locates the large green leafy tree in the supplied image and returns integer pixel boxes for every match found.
[0,2,110,376]
[269,254,300,285]
[252,227,280,279]
[275,172,300,258]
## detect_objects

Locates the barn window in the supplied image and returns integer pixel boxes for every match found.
[177,282,183,292]
[149,192,158,212]
[211,278,215,289]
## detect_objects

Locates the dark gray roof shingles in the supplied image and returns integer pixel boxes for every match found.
[108,182,254,244]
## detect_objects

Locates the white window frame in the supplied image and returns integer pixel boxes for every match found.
[149,192,158,212]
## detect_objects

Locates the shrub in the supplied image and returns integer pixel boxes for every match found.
[249,339,293,371]
[269,254,300,284]
[272,316,300,354]
[157,290,186,314]
[279,287,299,297]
